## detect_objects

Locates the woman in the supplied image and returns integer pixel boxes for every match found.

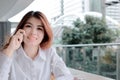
[0,11,74,80]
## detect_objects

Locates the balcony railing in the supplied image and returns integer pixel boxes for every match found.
[54,43,120,80]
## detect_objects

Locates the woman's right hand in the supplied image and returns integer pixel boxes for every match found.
[3,29,26,57]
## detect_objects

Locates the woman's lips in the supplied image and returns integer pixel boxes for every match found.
[27,36,37,41]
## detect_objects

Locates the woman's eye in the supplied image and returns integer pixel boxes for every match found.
[37,28,44,31]
[25,25,31,28]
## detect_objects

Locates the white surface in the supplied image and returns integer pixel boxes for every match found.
[69,68,115,80]
[0,0,33,21]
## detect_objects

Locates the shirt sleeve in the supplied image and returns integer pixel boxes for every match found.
[0,51,13,80]
[50,48,74,80]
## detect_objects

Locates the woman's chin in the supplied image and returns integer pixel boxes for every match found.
[24,42,38,46]
[23,40,40,47]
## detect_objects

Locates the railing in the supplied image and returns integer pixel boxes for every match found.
[54,43,120,80]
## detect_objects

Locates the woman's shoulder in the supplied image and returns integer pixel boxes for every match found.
[43,46,56,53]
[41,46,57,58]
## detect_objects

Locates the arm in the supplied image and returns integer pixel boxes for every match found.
[51,48,74,80]
[0,51,12,80]
[0,29,25,80]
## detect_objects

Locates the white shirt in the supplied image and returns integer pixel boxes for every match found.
[0,46,73,80]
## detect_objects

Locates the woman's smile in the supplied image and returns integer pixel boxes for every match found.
[27,36,37,41]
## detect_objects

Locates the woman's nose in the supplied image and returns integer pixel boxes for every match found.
[31,28,37,35]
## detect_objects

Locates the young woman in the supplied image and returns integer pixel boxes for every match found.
[0,11,74,80]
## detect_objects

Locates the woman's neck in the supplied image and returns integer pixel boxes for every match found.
[23,45,39,60]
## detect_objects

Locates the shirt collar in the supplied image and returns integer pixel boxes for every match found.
[17,46,46,61]
[37,48,46,61]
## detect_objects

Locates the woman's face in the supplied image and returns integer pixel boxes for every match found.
[23,17,44,46]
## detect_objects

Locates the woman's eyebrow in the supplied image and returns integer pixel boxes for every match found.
[25,22,32,25]
[25,22,44,27]
[38,25,44,27]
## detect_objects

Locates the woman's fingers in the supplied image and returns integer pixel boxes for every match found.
[9,29,26,50]
[16,29,26,36]
[15,29,26,43]
[15,35,23,43]
[14,29,25,43]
